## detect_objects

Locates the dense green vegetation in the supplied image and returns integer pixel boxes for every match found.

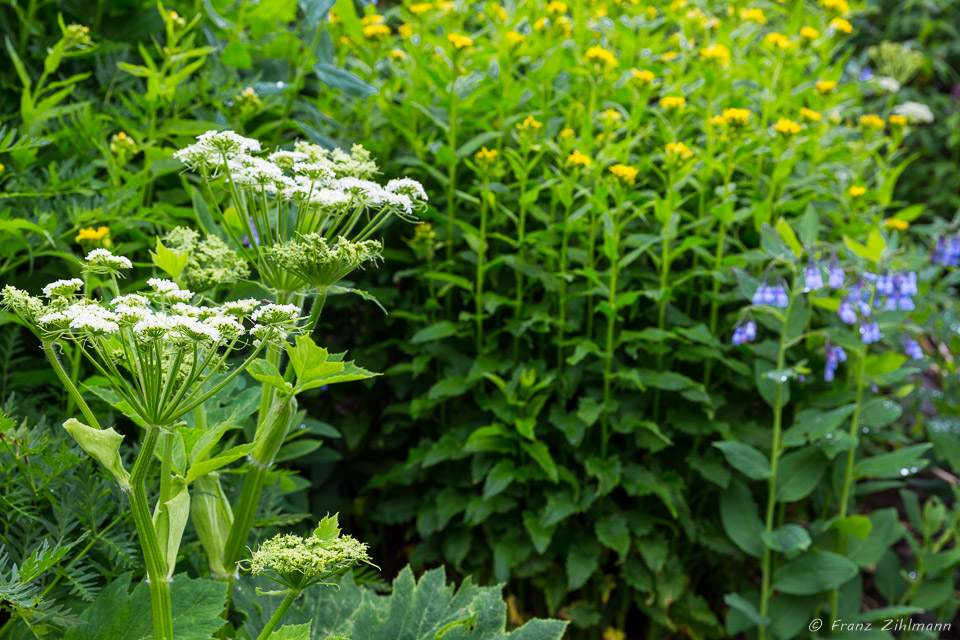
[1,0,959,638]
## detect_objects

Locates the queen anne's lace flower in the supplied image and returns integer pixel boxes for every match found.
[385,178,428,201]
[85,248,133,273]
[251,304,301,324]
[267,235,383,289]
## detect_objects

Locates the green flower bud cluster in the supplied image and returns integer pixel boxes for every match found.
[250,516,370,590]
[292,141,379,179]
[267,234,382,289]
[162,227,249,292]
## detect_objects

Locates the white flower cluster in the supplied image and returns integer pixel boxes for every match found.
[385,178,429,202]
[173,130,262,171]
[147,278,194,303]
[43,278,84,298]
[250,303,300,324]
[893,101,935,124]
[40,303,119,334]
[85,248,133,273]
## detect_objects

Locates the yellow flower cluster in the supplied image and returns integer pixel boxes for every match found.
[609,164,639,184]
[816,80,837,94]
[585,45,618,68]
[631,69,655,84]
[700,44,730,66]
[567,150,592,167]
[475,146,499,163]
[860,114,886,129]
[774,118,802,136]
[739,8,766,23]
[848,185,866,197]
[719,108,751,127]
[76,226,111,244]
[800,108,822,122]
[448,33,474,50]
[764,33,795,51]
[517,115,543,132]
[664,142,694,161]
[660,96,686,111]
[829,18,853,34]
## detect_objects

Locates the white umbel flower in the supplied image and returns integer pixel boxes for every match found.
[223,298,260,317]
[43,278,84,298]
[251,303,300,324]
[196,130,262,155]
[85,248,133,271]
[385,178,428,201]
[893,101,935,124]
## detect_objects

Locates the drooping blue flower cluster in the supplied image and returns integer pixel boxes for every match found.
[827,262,844,289]
[859,320,881,344]
[804,263,823,291]
[824,345,846,382]
[873,272,917,311]
[904,337,923,360]
[731,319,757,346]
[751,283,789,308]
[932,236,960,266]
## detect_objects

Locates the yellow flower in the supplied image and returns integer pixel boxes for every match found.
[661,51,678,61]
[76,226,111,243]
[448,33,474,50]
[409,3,432,15]
[889,114,908,127]
[169,11,186,27]
[505,31,526,46]
[603,628,626,640]
[800,108,822,122]
[361,13,385,25]
[585,45,618,68]
[800,26,820,40]
[533,17,548,30]
[764,32,795,50]
[490,2,508,20]
[399,24,413,39]
[739,8,767,24]
[328,10,340,23]
[0,162,4,174]
[664,141,694,161]
[815,80,837,94]
[670,0,687,10]
[559,128,575,139]
[660,96,686,111]
[592,7,608,18]
[709,115,726,126]
[339,35,352,45]
[475,146,499,163]
[110,131,136,155]
[721,107,751,126]
[631,69,655,84]
[848,185,866,197]
[829,18,853,34]
[700,43,730,66]
[363,23,392,39]
[644,6,658,19]
[567,149,592,167]
[821,0,850,14]
[884,218,909,230]
[389,48,407,60]
[554,16,572,36]
[601,109,622,121]
[609,163,639,184]
[435,0,455,11]
[860,114,886,129]
[517,115,543,132]
[547,1,567,14]
[773,118,802,136]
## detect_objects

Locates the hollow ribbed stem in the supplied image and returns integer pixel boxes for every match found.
[130,425,174,640]
[256,590,300,640]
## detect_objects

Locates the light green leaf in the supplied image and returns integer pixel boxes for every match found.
[186,443,255,484]
[521,440,559,482]
[285,335,378,393]
[62,418,130,490]
[775,218,802,257]
[270,623,312,639]
[314,514,341,544]
[151,238,189,282]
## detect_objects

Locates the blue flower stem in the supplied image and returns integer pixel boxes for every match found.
[829,341,868,625]
[758,278,800,640]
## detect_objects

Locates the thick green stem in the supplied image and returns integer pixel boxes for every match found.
[703,221,728,387]
[130,425,174,640]
[652,215,672,421]
[257,591,300,640]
